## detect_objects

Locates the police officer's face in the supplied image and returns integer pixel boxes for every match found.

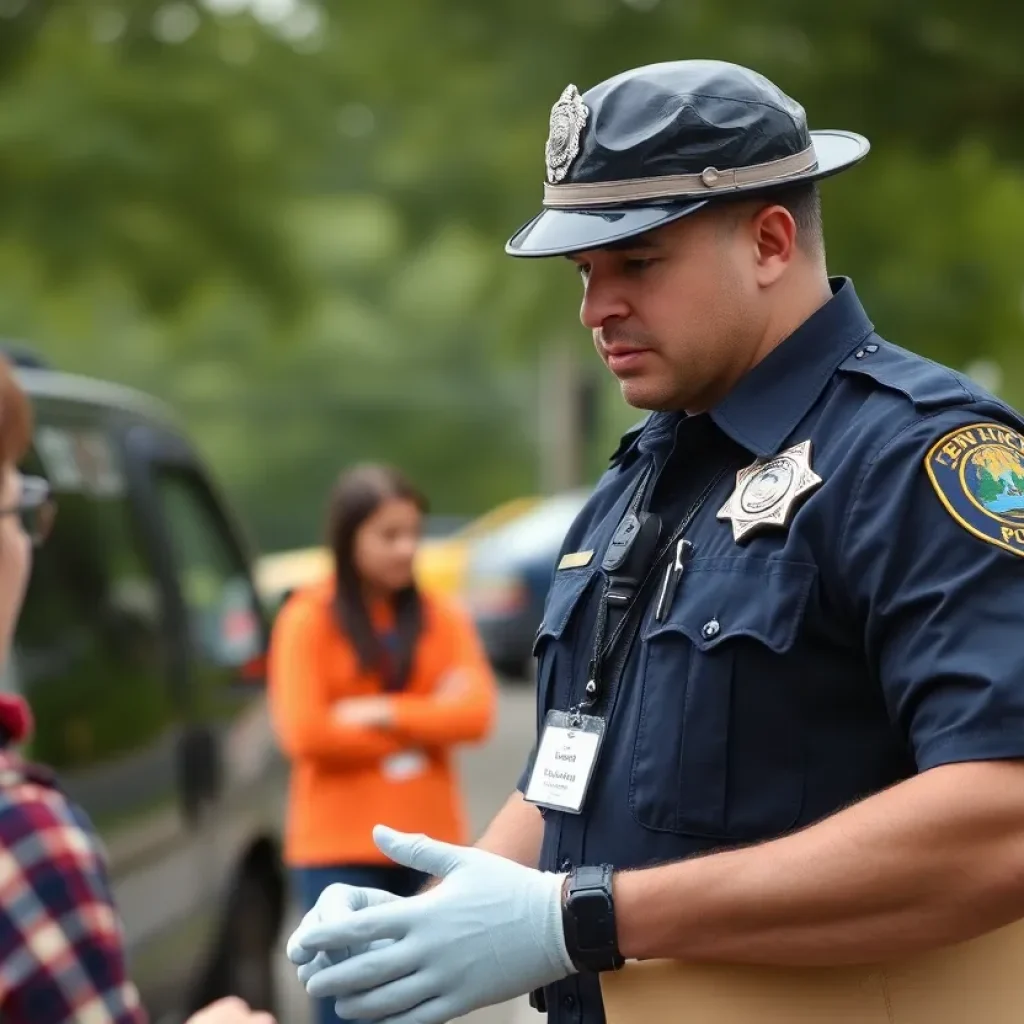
[570,203,799,412]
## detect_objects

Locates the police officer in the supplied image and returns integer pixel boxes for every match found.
[286,59,1024,1024]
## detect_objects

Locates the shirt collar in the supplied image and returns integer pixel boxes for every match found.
[709,277,874,458]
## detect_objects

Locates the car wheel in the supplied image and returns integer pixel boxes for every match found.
[225,869,279,1011]
[193,868,280,1014]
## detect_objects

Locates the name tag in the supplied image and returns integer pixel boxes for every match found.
[558,550,594,570]
[524,710,605,814]
[382,751,429,781]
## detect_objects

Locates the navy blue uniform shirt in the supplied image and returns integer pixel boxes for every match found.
[519,278,1024,1024]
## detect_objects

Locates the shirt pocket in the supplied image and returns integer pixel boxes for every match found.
[630,556,816,841]
[531,567,598,718]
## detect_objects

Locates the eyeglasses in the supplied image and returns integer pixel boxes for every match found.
[0,475,57,547]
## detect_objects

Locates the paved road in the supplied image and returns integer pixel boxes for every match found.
[276,682,540,1024]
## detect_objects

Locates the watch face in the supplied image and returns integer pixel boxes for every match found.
[564,866,623,971]
[574,890,614,945]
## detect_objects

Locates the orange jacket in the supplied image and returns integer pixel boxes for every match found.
[267,580,497,867]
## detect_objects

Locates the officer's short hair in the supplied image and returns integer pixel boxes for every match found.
[719,182,824,259]
[775,182,824,257]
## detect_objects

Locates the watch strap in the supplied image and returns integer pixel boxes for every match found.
[562,863,625,973]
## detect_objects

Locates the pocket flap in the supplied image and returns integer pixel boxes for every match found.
[532,566,597,652]
[643,556,817,654]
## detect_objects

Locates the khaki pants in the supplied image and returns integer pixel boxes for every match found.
[601,918,1024,1023]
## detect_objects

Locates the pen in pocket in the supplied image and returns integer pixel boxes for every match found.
[655,538,693,621]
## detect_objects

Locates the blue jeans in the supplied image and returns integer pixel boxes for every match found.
[291,864,427,1024]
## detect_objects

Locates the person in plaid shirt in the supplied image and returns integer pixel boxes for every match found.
[0,697,146,1022]
[0,358,274,1024]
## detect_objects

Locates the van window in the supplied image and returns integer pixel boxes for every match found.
[155,470,263,673]
[15,439,172,775]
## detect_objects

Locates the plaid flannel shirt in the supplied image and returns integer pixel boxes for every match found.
[0,750,146,1023]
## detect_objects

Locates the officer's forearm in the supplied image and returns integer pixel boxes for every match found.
[475,791,544,866]
[614,760,1024,966]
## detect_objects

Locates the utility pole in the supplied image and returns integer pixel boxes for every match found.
[538,338,596,494]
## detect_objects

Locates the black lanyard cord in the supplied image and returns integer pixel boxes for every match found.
[573,459,736,721]
[584,461,656,692]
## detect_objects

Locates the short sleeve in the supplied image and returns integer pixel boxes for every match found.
[842,411,1024,771]
[516,743,537,794]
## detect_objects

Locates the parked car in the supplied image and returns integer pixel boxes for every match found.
[3,353,286,1020]
[414,496,540,598]
[254,544,332,610]
[463,489,590,679]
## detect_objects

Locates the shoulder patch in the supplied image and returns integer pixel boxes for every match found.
[925,422,1024,557]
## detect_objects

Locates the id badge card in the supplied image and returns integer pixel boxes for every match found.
[524,710,606,814]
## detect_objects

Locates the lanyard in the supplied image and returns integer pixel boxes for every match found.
[596,462,659,649]
[569,459,733,724]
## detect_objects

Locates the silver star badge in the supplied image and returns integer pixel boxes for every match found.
[545,84,589,184]
[717,440,823,543]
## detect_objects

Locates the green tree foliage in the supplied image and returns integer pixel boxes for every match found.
[0,1,333,315]
[2,0,1023,549]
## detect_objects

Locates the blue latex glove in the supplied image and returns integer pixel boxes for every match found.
[289,825,576,1023]
[286,882,400,985]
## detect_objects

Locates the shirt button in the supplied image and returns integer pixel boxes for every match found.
[563,994,577,1010]
[560,857,573,872]
[701,618,720,639]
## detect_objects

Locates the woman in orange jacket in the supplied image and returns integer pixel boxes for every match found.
[267,464,497,1024]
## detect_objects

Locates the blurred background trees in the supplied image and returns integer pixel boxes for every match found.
[1,0,1021,550]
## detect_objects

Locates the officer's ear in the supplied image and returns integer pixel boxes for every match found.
[749,203,799,286]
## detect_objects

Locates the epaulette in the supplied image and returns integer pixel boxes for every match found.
[837,338,974,412]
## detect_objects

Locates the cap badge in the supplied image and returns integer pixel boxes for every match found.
[545,84,589,184]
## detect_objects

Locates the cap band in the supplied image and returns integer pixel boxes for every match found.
[542,143,818,208]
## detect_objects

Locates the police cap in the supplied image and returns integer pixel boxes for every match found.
[505,59,869,258]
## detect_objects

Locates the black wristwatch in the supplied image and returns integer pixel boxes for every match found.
[561,864,625,973]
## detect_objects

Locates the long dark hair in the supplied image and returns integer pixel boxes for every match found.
[326,463,427,691]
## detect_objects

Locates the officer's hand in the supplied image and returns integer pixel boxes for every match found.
[185,996,275,1024]
[286,882,400,984]
[290,825,575,1024]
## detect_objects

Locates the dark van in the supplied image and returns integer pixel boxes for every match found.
[3,356,286,1021]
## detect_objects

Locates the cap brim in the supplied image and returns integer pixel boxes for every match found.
[505,128,870,258]
[504,200,709,259]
